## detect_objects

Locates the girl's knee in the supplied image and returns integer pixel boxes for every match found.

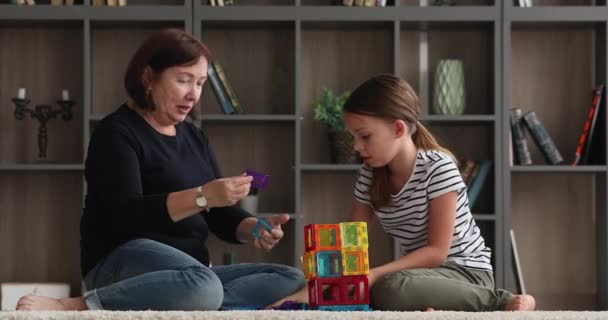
[370,273,425,311]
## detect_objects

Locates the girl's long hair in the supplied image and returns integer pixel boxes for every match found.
[343,74,454,208]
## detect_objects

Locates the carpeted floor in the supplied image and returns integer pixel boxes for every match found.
[1,311,608,320]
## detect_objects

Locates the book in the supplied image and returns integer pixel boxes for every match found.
[66,0,74,4]
[208,62,236,115]
[107,0,117,6]
[458,159,476,186]
[522,111,564,165]
[209,0,216,5]
[51,0,63,5]
[354,0,365,6]
[25,0,35,4]
[467,160,492,211]
[510,108,532,165]
[118,0,127,6]
[364,0,375,6]
[573,84,604,166]
[212,61,243,114]
[581,84,605,165]
[510,229,526,295]
[92,0,104,5]
[343,0,354,5]
[1,283,69,311]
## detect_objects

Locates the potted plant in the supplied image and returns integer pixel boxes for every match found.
[313,87,359,164]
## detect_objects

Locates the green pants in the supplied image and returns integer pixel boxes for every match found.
[370,262,513,311]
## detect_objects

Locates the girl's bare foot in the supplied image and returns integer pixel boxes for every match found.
[424,307,436,311]
[504,294,536,311]
[16,295,87,311]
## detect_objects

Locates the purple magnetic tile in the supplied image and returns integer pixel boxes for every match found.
[245,169,269,189]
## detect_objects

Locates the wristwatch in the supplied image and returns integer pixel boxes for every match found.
[195,186,209,211]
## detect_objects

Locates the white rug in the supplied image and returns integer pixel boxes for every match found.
[1,311,608,320]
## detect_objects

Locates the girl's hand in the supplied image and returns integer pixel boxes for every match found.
[201,175,252,208]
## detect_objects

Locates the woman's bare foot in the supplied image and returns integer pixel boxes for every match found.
[504,294,536,311]
[267,287,309,309]
[424,307,436,311]
[16,295,87,311]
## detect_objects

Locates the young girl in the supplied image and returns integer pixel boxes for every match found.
[273,74,535,311]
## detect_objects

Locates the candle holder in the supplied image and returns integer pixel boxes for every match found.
[12,97,75,159]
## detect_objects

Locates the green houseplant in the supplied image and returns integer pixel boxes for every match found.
[313,88,359,164]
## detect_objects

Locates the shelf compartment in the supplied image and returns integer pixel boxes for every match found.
[510,22,606,166]
[401,21,495,115]
[200,21,294,115]
[200,0,293,6]
[401,0,494,5]
[1,21,84,164]
[300,21,393,165]
[0,173,83,295]
[0,164,84,171]
[115,0,185,5]
[426,123,495,213]
[301,172,394,268]
[511,165,607,173]
[475,220,495,270]
[300,0,393,5]
[511,0,604,7]
[511,173,600,310]
[90,21,185,116]
[0,5,85,20]
[508,7,607,22]
[206,219,296,266]
[205,122,295,214]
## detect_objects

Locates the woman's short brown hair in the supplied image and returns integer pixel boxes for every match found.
[124,28,212,110]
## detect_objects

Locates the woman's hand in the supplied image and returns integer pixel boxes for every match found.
[254,214,290,251]
[201,175,252,208]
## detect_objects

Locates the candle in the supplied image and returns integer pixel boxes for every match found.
[18,88,26,99]
[62,89,70,101]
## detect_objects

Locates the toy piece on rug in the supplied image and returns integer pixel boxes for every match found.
[266,300,309,310]
[303,222,371,311]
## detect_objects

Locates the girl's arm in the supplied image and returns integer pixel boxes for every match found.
[368,191,457,286]
[351,198,375,224]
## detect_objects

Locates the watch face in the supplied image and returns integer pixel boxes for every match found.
[196,195,207,208]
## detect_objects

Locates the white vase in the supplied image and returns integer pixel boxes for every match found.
[433,59,466,115]
[240,195,258,216]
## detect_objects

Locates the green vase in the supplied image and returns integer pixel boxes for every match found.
[433,59,465,115]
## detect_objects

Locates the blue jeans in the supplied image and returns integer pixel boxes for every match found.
[82,239,306,311]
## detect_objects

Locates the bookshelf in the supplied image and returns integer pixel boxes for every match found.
[0,0,606,310]
[503,0,608,311]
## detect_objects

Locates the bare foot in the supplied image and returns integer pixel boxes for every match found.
[267,287,309,309]
[504,294,536,311]
[16,295,87,311]
[424,307,436,312]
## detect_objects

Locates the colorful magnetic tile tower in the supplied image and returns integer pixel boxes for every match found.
[303,222,370,310]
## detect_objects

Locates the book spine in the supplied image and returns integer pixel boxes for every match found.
[572,85,602,165]
[581,84,604,164]
[510,108,532,165]
[208,63,235,115]
[522,111,564,164]
[213,61,242,114]
[466,160,492,211]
